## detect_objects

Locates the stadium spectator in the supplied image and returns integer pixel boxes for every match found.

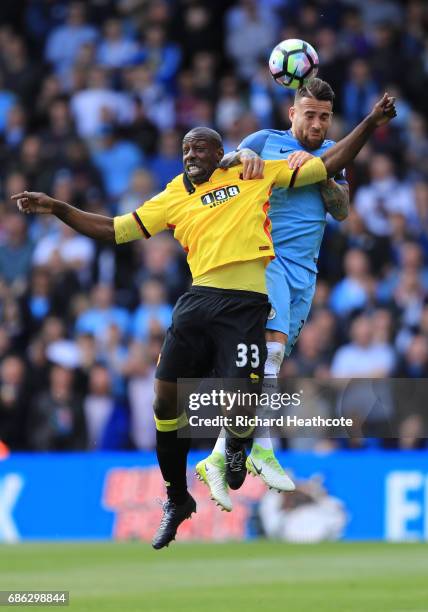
[124,97,159,156]
[45,1,98,79]
[97,322,129,397]
[179,3,219,61]
[342,58,378,128]
[225,0,277,81]
[32,223,95,288]
[175,70,202,131]
[354,153,416,236]
[29,364,86,451]
[395,413,426,450]
[133,25,181,89]
[83,363,130,450]
[70,67,134,139]
[117,168,157,216]
[356,0,403,28]
[369,22,402,87]
[149,130,182,189]
[330,314,395,377]
[329,249,372,317]
[404,113,428,180]
[1,35,41,104]
[215,75,247,133]
[21,267,54,337]
[39,97,78,163]
[191,51,218,100]
[283,323,327,377]
[316,28,347,112]
[75,283,130,343]
[395,334,428,378]
[135,233,191,304]
[123,339,158,451]
[377,241,428,304]
[0,213,33,287]
[127,64,175,130]
[96,18,139,69]
[0,355,29,449]
[91,126,144,201]
[339,7,371,58]
[310,308,338,363]
[3,104,27,149]
[130,278,173,342]
[0,73,17,134]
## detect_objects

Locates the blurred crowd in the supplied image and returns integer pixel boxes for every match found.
[0,0,428,452]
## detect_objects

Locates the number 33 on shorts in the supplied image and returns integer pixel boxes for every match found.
[235,343,260,368]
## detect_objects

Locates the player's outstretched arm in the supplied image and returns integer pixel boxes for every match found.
[321,93,396,177]
[11,191,115,242]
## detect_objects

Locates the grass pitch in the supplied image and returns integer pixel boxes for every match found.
[1,541,428,612]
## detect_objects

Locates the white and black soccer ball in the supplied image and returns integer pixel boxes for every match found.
[269,39,319,90]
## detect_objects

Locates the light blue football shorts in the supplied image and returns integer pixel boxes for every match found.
[265,254,317,356]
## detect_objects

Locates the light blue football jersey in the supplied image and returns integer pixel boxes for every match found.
[238,129,347,273]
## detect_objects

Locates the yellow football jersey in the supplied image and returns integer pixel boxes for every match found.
[114,157,326,279]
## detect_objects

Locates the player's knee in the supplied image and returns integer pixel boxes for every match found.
[153,379,177,420]
[153,396,174,420]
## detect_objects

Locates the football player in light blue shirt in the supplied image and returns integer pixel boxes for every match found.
[197,78,350,506]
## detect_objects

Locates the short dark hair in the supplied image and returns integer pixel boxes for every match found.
[183,127,223,147]
[295,78,335,105]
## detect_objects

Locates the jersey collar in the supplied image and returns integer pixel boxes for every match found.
[183,167,225,193]
[183,172,196,194]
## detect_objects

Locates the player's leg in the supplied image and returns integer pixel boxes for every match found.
[210,289,269,490]
[152,293,213,549]
[152,377,196,549]
[196,289,269,504]
[249,263,316,490]
[252,256,290,451]
[284,268,316,360]
[246,256,295,491]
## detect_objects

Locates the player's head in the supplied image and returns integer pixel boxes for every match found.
[182,127,224,184]
[289,78,334,150]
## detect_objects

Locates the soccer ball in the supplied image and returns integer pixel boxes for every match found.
[269,39,319,90]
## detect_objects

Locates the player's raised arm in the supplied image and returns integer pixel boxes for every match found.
[320,93,396,177]
[11,191,115,242]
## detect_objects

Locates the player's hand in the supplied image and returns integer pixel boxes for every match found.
[369,93,397,127]
[238,149,264,180]
[219,148,264,179]
[11,191,56,215]
[287,151,314,169]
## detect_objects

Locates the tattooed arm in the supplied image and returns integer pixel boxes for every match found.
[220,148,265,179]
[319,178,350,221]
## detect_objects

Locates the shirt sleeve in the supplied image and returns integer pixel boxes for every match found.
[237,130,270,155]
[268,157,327,189]
[114,188,169,244]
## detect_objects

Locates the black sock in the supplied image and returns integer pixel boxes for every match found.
[156,427,191,504]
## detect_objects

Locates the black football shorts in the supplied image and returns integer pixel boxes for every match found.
[156,286,270,383]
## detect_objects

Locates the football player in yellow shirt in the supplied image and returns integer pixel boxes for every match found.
[12,93,396,549]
